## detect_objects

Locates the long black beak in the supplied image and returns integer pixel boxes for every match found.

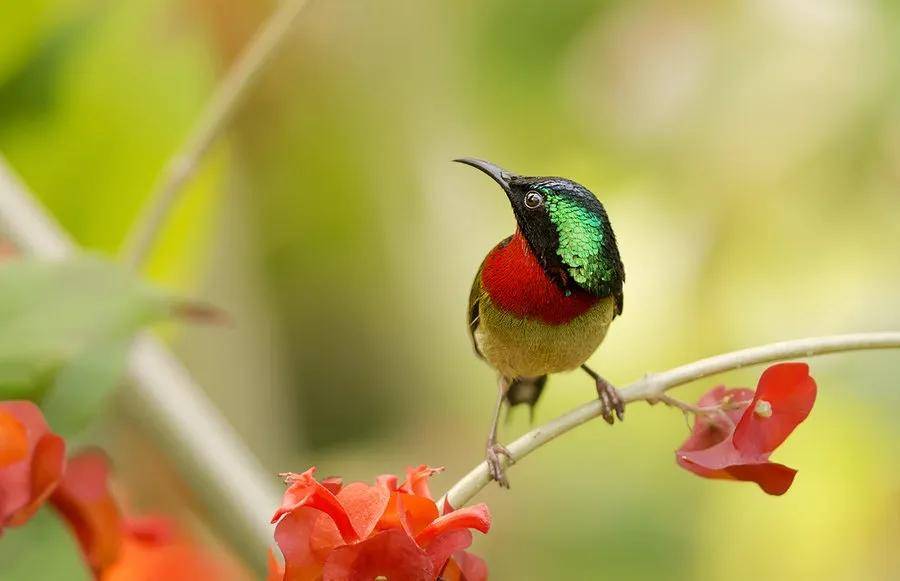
[453,157,514,194]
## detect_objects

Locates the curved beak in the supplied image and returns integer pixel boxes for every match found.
[453,157,514,194]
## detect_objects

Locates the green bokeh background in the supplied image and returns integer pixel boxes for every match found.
[2,0,900,578]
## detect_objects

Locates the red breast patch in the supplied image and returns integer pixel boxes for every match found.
[481,231,598,325]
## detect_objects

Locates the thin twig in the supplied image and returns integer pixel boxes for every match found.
[440,332,900,508]
[0,156,279,573]
[120,0,311,270]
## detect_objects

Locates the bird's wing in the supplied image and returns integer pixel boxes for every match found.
[467,259,487,359]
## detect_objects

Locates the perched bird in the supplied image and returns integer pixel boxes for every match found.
[457,158,625,487]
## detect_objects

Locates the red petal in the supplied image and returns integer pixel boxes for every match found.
[452,550,490,581]
[376,474,399,492]
[9,433,66,526]
[124,516,176,545]
[733,363,816,455]
[400,465,444,500]
[443,551,490,581]
[321,477,343,495]
[272,468,359,544]
[415,504,491,547]
[309,483,390,558]
[424,529,472,574]
[725,463,797,496]
[274,508,324,581]
[267,548,285,581]
[0,409,28,467]
[377,492,439,537]
[0,402,65,529]
[678,387,753,453]
[103,526,250,581]
[49,451,123,573]
[677,440,799,496]
[322,529,434,581]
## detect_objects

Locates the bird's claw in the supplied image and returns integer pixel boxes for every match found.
[595,379,625,424]
[486,441,513,488]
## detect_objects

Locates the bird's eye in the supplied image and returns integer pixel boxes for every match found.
[524,190,544,209]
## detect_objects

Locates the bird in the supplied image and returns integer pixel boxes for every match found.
[456,158,625,488]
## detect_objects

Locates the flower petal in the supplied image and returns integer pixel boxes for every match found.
[104,521,250,581]
[414,504,491,548]
[424,529,472,574]
[8,432,66,526]
[322,529,434,581]
[733,363,816,455]
[49,451,123,573]
[725,462,798,496]
[0,409,28,467]
[309,482,391,558]
[0,402,66,530]
[272,468,359,544]
[442,551,489,581]
[124,516,176,545]
[400,465,444,499]
[274,507,324,581]
[677,439,799,495]
[377,492,439,537]
[267,548,285,581]
[376,474,399,492]
[678,387,753,453]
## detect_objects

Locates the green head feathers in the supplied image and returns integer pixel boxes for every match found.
[542,187,616,291]
[454,158,625,313]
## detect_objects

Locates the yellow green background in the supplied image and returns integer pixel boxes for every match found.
[1,0,899,578]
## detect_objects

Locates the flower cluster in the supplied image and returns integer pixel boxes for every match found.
[676,362,817,495]
[0,400,247,579]
[270,465,491,580]
[0,401,66,533]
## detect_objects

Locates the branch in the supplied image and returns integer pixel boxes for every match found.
[0,155,279,573]
[441,332,900,508]
[120,0,311,270]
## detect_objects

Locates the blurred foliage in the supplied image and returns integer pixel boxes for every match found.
[0,508,90,581]
[0,256,172,435]
[2,0,900,579]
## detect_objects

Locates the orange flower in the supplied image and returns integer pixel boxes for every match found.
[271,465,491,581]
[103,516,250,581]
[50,451,123,573]
[0,401,66,532]
[50,450,249,580]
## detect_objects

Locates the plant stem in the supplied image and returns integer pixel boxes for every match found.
[0,156,279,574]
[120,0,311,271]
[440,332,900,509]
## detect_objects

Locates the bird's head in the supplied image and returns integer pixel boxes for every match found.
[455,157,624,310]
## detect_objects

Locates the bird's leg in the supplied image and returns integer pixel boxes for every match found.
[581,364,625,424]
[485,377,513,488]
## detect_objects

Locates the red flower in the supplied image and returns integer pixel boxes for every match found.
[50,450,249,580]
[0,401,66,532]
[271,465,491,581]
[50,450,123,573]
[676,362,817,495]
[103,516,250,581]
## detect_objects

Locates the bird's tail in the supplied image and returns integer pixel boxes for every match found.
[504,375,548,423]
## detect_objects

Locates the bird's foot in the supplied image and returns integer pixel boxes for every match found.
[595,377,625,425]
[485,440,513,489]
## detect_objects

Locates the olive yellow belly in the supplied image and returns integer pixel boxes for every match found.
[474,294,616,379]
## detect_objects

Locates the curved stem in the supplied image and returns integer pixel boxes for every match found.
[120,0,311,271]
[441,332,900,508]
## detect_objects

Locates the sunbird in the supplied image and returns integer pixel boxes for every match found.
[457,158,625,487]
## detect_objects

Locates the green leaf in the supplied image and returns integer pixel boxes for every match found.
[0,508,91,581]
[41,337,132,436]
[0,255,172,435]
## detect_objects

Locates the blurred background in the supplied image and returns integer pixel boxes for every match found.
[2,0,900,578]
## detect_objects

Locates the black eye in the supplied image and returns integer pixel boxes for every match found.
[524,190,544,209]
